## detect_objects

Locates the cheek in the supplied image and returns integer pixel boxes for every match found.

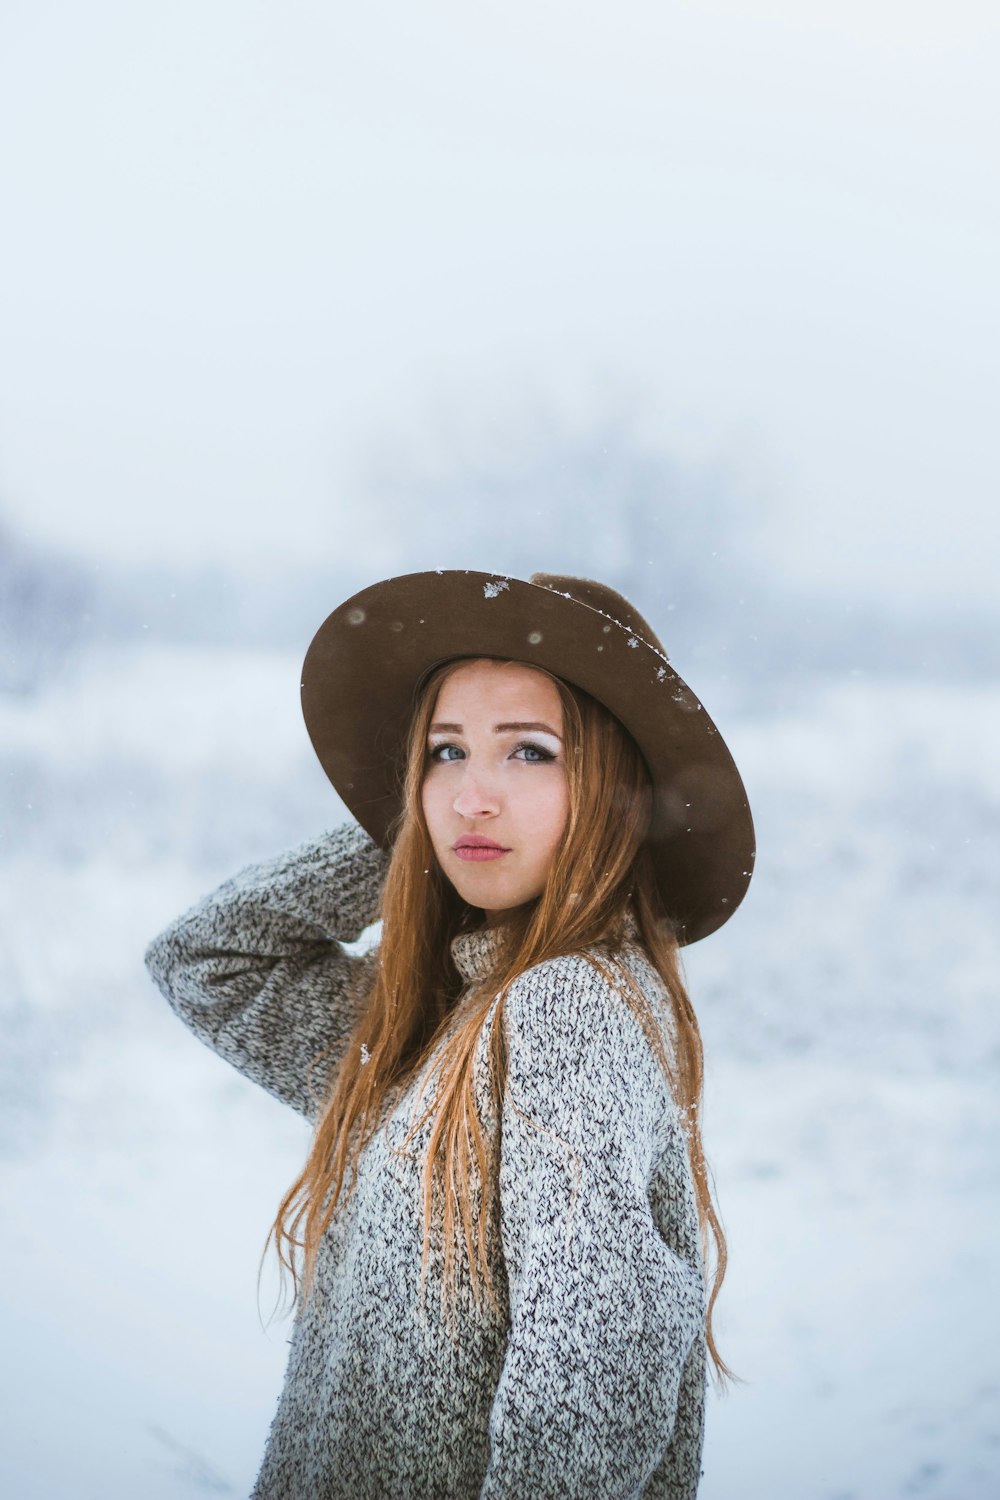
[422,772,460,849]
[420,778,440,838]
[528,779,570,851]
[552,793,571,848]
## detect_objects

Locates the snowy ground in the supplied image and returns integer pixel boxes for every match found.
[1,642,998,1499]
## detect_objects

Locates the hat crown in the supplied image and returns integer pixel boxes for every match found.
[529,573,669,660]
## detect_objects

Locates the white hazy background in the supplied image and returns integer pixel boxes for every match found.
[1,3,998,1497]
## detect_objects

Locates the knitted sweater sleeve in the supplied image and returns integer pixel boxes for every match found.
[480,955,706,1500]
[144,823,387,1121]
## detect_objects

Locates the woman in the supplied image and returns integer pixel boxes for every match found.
[145,569,755,1500]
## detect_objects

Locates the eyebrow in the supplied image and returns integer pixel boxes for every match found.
[428,720,563,739]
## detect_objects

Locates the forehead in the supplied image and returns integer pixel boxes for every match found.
[431,658,563,722]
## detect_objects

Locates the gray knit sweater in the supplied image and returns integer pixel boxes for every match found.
[145,823,707,1499]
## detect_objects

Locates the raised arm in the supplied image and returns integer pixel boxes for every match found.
[144,822,387,1120]
[481,954,707,1500]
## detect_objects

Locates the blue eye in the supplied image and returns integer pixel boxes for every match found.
[429,743,464,762]
[512,741,556,763]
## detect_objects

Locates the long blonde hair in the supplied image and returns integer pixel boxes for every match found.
[266,658,733,1380]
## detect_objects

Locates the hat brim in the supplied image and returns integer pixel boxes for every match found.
[301,570,755,944]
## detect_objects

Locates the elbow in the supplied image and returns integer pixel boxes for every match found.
[144,920,187,997]
[144,937,170,997]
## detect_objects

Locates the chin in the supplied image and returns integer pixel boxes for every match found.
[450,876,522,915]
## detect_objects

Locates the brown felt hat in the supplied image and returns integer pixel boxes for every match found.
[301,569,755,944]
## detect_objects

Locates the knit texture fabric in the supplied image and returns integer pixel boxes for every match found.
[145,824,707,1499]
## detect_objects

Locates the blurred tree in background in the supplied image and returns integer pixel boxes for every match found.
[1,409,993,693]
[0,514,93,695]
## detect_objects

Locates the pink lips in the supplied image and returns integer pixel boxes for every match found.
[453,835,510,863]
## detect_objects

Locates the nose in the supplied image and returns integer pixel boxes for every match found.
[452,765,501,820]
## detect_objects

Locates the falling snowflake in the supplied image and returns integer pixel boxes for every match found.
[627,637,639,649]
[483,579,509,600]
[656,666,667,681]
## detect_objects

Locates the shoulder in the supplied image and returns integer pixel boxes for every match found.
[504,947,610,1007]
[502,945,672,1103]
[504,942,663,1026]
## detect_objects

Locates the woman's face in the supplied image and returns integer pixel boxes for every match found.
[421,659,570,925]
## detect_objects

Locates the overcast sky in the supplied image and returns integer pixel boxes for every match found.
[0,0,996,609]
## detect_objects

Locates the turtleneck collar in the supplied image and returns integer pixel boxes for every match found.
[450,924,507,984]
[449,906,641,985]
